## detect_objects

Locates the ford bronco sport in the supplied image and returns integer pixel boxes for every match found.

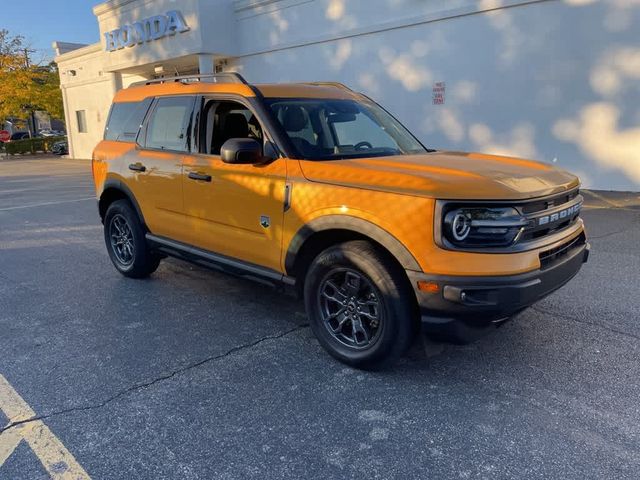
[92,73,589,368]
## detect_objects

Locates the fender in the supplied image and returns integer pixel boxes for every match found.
[285,215,421,273]
[100,178,147,229]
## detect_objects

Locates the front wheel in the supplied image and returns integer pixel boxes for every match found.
[304,241,416,369]
[103,199,160,278]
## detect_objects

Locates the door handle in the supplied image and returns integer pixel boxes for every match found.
[188,171,212,182]
[128,163,146,172]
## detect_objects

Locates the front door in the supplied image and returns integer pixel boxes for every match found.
[182,98,287,272]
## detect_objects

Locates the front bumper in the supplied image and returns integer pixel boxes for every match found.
[408,234,590,325]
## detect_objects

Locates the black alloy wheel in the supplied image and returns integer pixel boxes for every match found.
[109,213,135,267]
[317,268,384,349]
[103,199,161,278]
[304,240,416,369]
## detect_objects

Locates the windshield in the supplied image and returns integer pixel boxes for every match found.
[265,98,427,160]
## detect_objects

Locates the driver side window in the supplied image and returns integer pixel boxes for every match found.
[199,100,264,155]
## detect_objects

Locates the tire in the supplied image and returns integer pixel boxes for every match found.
[103,199,160,278]
[304,240,416,369]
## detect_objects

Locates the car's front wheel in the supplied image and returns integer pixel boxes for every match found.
[304,240,416,369]
[103,199,160,278]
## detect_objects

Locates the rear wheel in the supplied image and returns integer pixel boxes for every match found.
[304,241,415,369]
[103,200,160,278]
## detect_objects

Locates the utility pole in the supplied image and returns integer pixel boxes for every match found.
[21,47,37,137]
[22,104,37,139]
[23,47,35,68]
[30,109,36,138]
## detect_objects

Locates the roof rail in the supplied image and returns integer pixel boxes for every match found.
[299,81,352,91]
[129,72,249,88]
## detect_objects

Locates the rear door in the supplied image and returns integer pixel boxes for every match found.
[127,95,196,243]
[181,96,288,272]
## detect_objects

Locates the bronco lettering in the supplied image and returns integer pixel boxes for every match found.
[538,203,582,226]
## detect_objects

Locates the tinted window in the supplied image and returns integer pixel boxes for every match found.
[104,99,152,141]
[199,100,263,155]
[332,113,396,149]
[145,96,194,152]
[266,98,426,160]
[275,105,314,145]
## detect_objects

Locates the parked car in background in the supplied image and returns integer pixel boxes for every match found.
[51,139,68,155]
[39,129,66,137]
[10,132,30,141]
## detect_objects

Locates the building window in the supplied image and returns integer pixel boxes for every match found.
[76,110,87,133]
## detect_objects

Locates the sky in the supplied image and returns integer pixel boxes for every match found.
[1,0,100,63]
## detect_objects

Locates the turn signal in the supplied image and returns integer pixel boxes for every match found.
[417,281,439,293]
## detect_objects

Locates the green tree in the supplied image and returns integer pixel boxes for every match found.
[0,30,63,129]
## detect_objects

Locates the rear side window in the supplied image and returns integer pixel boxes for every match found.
[104,98,152,141]
[145,96,194,152]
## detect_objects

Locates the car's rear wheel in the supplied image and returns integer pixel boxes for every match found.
[304,240,415,369]
[104,199,160,278]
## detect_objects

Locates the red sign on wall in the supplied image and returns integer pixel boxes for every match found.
[0,130,10,142]
[432,82,446,105]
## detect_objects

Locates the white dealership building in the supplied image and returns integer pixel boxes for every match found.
[54,0,639,191]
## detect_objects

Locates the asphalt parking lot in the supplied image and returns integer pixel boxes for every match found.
[1,155,639,479]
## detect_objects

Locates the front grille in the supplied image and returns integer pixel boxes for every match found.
[520,189,579,214]
[518,189,582,243]
[539,232,586,269]
[434,188,584,253]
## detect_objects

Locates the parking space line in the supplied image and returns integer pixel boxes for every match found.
[0,428,22,466]
[582,190,624,208]
[0,197,95,211]
[0,374,91,479]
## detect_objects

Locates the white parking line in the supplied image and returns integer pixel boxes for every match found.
[0,197,95,211]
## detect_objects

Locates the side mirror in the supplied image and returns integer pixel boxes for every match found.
[220,138,263,164]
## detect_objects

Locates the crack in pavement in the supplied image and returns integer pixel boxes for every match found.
[0,323,309,434]
[588,226,639,241]
[531,306,640,342]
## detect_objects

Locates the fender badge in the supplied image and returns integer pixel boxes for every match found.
[260,215,270,228]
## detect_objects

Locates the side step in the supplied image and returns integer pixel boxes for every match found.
[146,233,296,292]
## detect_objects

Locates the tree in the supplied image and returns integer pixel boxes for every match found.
[0,30,63,129]
[0,29,28,70]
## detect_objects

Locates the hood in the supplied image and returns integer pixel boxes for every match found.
[298,151,580,200]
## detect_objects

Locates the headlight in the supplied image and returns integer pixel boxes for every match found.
[442,207,528,248]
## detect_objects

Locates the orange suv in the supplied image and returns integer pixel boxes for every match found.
[92,73,589,368]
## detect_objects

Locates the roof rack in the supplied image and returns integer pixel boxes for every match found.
[129,72,249,88]
[299,81,353,91]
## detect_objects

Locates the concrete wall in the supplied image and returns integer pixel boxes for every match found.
[94,0,204,72]
[230,0,640,191]
[56,0,640,191]
[57,44,147,159]
[57,45,111,159]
